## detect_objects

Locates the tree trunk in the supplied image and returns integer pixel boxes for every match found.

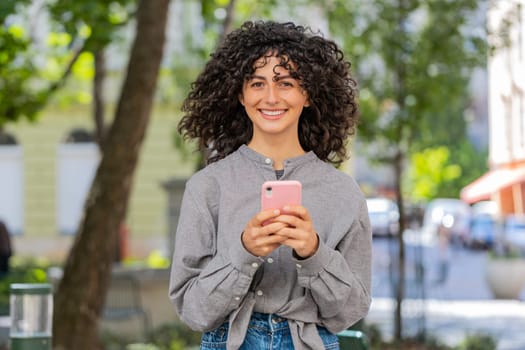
[52,1,169,349]
[216,0,236,46]
[93,49,107,150]
[393,0,409,339]
[394,150,406,341]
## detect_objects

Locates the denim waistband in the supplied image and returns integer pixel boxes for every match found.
[250,312,289,332]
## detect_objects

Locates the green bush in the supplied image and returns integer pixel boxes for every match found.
[0,258,51,315]
[146,322,201,350]
[101,321,201,350]
[126,344,161,350]
[454,333,497,350]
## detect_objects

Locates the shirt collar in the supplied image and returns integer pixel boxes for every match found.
[238,144,318,167]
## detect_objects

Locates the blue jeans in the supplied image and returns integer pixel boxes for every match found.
[200,312,340,350]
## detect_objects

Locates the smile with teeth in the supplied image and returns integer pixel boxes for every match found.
[260,109,286,117]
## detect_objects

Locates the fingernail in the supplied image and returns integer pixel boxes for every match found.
[274,209,280,215]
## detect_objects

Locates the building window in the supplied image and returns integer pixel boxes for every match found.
[56,128,99,235]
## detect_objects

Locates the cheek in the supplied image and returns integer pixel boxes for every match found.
[240,95,259,108]
[303,97,310,107]
[293,95,309,107]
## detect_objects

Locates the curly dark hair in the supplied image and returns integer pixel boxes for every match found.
[178,20,359,166]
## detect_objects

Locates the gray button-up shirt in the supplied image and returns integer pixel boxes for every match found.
[169,145,372,349]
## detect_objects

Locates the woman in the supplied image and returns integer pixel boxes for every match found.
[169,20,372,350]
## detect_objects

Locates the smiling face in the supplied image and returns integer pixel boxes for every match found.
[239,55,310,148]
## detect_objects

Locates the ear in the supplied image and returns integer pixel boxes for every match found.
[239,94,245,106]
[303,90,310,107]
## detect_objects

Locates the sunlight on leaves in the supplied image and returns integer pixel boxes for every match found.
[43,57,63,80]
[79,24,92,39]
[76,91,92,104]
[29,268,48,282]
[408,146,462,200]
[72,52,95,80]
[46,32,71,47]
[147,250,170,269]
[108,2,130,25]
[7,25,25,39]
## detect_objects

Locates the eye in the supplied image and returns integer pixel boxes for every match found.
[279,80,294,88]
[249,81,264,88]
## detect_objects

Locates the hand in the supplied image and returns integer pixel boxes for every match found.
[242,209,288,257]
[272,205,319,259]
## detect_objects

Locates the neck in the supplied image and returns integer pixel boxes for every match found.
[247,139,305,170]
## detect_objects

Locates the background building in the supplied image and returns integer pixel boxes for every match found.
[461,0,525,215]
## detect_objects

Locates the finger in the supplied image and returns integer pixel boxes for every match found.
[272,214,302,229]
[249,233,287,256]
[278,231,319,258]
[282,205,311,221]
[274,223,315,244]
[244,222,288,244]
[273,225,304,239]
[252,209,281,227]
[262,221,289,235]
[260,233,288,245]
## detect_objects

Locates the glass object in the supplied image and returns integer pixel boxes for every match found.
[9,283,53,350]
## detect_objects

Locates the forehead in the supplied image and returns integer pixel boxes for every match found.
[251,54,297,75]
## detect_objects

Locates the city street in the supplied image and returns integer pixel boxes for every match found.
[370,231,511,300]
[367,231,525,349]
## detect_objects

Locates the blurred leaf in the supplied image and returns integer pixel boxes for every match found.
[407,146,465,200]
[7,25,25,39]
[146,250,170,269]
[72,52,95,80]
[46,32,72,47]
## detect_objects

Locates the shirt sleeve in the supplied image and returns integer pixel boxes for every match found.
[168,180,261,332]
[294,197,372,332]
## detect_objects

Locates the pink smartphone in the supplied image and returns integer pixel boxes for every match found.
[261,180,302,211]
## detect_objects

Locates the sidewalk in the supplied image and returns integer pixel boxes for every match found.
[366,297,525,350]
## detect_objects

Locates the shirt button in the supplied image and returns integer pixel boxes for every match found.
[264,158,272,164]
[251,262,259,268]
[234,296,240,301]
[296,263,302,269]
[256,290,264,296]
[267,257,274,263]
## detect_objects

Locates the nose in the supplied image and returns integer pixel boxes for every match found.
[264,85,279,105]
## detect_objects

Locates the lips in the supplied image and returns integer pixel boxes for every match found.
[259,109,286,120]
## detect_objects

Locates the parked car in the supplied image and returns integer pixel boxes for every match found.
[421,198,471,245]
[471,200,499,217]
[468,214,498,249]
[502,214,525,255]
[366,197,399,237]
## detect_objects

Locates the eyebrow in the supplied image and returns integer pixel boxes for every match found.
[250,74,293,81]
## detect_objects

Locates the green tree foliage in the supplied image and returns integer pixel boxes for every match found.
[0,0,48,125]
[443,140,488,197]
[327,0,491,209]
[328,0,486,172]
[407,146,462,200]
[0,0,133,127]
[407,142,488,201]
[47,0,136,146]
[47,0,132,52]
[326,0,487,340]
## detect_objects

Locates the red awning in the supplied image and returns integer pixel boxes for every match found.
[460,166,525,204]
